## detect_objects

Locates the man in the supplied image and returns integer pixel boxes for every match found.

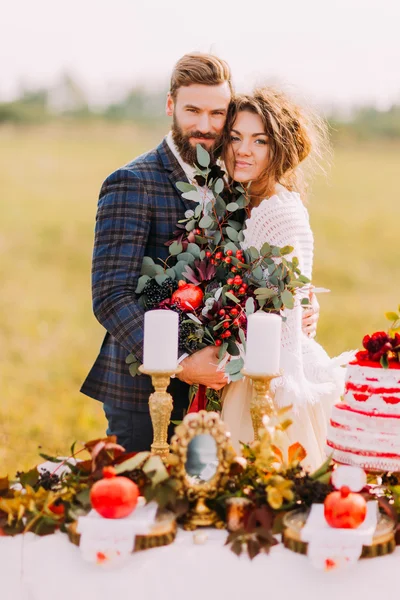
[81,52,319,452]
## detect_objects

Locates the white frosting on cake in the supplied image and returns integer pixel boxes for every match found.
[327,361,400,472]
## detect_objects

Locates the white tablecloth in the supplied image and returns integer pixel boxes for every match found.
[2,528,398,600]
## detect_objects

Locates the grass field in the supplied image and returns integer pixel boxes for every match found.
[1,123,399,475]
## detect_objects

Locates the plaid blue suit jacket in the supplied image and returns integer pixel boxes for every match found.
[81,138,194,412]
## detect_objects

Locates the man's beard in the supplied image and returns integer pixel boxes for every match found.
[171,114,223,166]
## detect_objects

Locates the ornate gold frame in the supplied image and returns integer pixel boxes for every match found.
[169,411,233,530]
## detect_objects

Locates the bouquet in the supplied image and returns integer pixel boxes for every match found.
[126,145,311,410]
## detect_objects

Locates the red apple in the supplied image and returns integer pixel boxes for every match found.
[90,466,139,519]
[324,486,367,529]
[171,280,204,312]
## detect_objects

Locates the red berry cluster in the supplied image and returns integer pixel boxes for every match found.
[205,248,246,269]
[356,331,400,363]
[214,249,249,346]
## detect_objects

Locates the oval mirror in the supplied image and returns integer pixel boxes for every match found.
[185,434,218,483]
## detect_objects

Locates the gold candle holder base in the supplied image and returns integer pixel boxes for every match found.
[241,370,281,441]
[139,365,183,459]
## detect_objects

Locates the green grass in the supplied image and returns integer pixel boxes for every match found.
[1,124,399,475]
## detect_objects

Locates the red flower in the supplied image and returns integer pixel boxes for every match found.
[391,333,400,349]
[356,350,369,362]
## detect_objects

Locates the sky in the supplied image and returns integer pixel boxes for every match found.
[2,0,400,110]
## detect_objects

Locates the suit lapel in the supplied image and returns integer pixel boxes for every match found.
[157,138,200,213]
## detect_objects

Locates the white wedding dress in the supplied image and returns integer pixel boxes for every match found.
[221,185,351,471]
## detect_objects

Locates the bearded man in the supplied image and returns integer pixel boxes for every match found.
[81,53,233,451]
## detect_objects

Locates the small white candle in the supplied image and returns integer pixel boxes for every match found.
[143,310,179,371]
[244,312,281,375]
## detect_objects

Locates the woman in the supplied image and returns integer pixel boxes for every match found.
[220,88,351,470]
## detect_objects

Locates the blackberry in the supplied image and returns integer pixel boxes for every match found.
[170,305,204,353]
[142,277,178,309]
[36,469,60,491]
[293,474,333,506]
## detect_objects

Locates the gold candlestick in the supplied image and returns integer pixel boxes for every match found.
[241,370,281,441]
[139,365,183,459]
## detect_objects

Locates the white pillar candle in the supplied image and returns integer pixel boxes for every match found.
[143,310,179,371]
[244,312,282,375]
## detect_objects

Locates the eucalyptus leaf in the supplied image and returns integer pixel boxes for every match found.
[196,144,210,167]
[238,328,246,348]
[229,371,244,382]
[252,266,263,280]
[184,209,195,218]
[281,289,294,309]
[235,194,246,208]
[213,230,222,245]
[272,246,281,257]
[195,204,203,218]
[169,241,183,256]
[237,231,245,242]
[185,220,196,232]
[199,215,213,229]
[177,252,195,264]
[187,243,201,258]
[182,190,203,202]
[142,256,154,266]
[248,246,259,260]
[272,296,282,310]
[226,202,239,212]
[215,196,226,217]
[153,265,164,275]
[214,178,224,194]
[225,357,244,375]
[174,260,188,281]
[166,268,176,280]
[245,297,255,315]
[298,275,311,284]
[226,227,239,242]
[224,241,239,253]
[280,245,294,256]
[227,219,241,231]
[141,264,157,277]
[218,342,228,360]
[135,274,150,294]
[254,288,276,299]
[176,182,197,193]
[195,235,208,244]
[260,242,271,255]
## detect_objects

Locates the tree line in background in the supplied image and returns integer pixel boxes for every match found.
[1,73,400,141]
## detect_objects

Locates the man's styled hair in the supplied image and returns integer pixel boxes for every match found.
[170,52,233,99]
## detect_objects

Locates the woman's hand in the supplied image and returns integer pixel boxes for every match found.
[302,291,320,338]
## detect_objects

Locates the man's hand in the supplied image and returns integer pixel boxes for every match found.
[177,346,227,390]
[302,292,320,339]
